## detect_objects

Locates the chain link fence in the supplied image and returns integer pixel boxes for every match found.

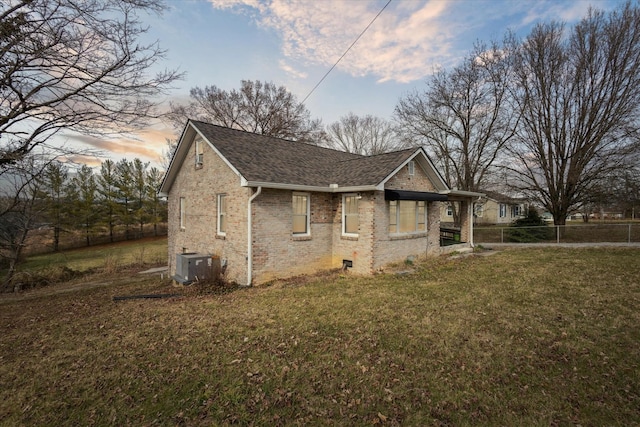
[475,223,640,244]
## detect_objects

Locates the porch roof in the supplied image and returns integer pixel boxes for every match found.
[384,189,449,202]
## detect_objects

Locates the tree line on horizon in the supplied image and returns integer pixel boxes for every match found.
[2,0,640,290]
[0,157,167,290]
[39,158,167,250]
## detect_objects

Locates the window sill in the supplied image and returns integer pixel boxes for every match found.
[341,235,359,241]
[215,234,226,240]
[292,235,312,241]
[389,232,427,240]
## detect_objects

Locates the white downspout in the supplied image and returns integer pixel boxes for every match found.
[470,197,481,249]
[469,200,475,248]
[247,186,262,286]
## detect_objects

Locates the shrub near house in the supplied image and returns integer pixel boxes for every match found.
[506,207,555,242]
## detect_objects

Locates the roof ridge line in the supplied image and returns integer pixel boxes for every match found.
[332,147,419,165]
[190,119,364,158]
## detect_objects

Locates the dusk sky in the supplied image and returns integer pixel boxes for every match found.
[66,0,624,168]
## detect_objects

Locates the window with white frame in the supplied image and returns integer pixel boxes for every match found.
[179,197,185,229]
[512,205,522,217]
[292,193,310,235]
[342,194,359,236]
[389,200,427,234]
[446,204,454,217]
[217,194,226,236]
[195,137,204,167]
[408,160,415,176]
[499,203,507,218]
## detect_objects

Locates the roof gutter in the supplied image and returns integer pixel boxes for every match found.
[440,189,485,198]
[246,186,262,286]
[241,180,379,193]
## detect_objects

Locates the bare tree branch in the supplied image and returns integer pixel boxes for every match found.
[168,80,327,143]
[326,113,406,155]
[0,0,182,166]
[394,41,518,192]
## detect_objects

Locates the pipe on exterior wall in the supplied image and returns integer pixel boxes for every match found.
[469,197,482,248]
[247,186,262,286]
[469,200,474,248]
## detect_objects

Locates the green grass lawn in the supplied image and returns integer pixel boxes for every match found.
[18,236,168,272]
[1,247,639,425]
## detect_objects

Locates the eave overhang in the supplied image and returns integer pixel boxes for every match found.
[440,189,485,201]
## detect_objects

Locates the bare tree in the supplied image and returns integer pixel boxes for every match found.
[0,156,49,291]
[507,3,640,225]
[395,41,518,193]
[169,80,327,143]
[326,113,405,155]
[0,0,181,166]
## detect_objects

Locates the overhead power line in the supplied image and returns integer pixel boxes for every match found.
[301,0,393,105]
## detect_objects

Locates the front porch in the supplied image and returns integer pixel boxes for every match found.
[438,189,483,253]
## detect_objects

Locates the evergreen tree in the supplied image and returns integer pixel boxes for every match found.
[131,158,149,237]
[145,167,165,237]
[69,165,98,246]
[97,160,119,243]
[115,159,135,240]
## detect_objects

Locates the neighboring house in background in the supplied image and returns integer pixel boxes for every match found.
[470,190,528,225]
[159,120,482,286]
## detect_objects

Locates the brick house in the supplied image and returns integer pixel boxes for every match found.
[159,120,481,286]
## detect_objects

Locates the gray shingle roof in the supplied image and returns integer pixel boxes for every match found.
[191,120,417,188]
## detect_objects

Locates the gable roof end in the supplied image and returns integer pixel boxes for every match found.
[159,120,453,195]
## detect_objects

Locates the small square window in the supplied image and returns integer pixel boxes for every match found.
[446,204,453,217]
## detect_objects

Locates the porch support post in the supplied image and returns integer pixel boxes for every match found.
[459,200,470,244]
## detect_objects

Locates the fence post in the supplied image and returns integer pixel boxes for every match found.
[629,224,632,244]
[557,226,560,244]
[501,228,504,243]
